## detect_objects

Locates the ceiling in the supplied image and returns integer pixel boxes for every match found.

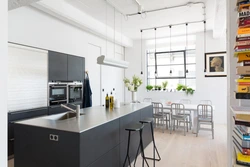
[65,0,220,39]
[9,0,41,10]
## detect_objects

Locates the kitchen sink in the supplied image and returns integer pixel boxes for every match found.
[44,112,85,121]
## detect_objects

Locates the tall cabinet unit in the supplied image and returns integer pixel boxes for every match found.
[229,1,250,166]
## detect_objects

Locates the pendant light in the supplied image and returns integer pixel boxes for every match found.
[97,3,129,69]
[186,23,189,74]
[169,26,172,74]
[140,30,143,75]
[154,28,158,77]
[204,20,206,72]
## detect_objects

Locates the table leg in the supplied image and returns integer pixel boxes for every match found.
[192,111,197,134]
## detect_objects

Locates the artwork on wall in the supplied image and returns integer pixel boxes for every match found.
[204,52,227,77]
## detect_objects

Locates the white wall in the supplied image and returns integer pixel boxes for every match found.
[0,0,7,166]
[125,31,227,124]
[8,6,125,106]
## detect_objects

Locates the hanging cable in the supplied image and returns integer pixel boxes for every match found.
[141,30,143,75]
[186,23,189,74]
[204,20,206,72]
[105,1,108,56]
[121,12,123,57]
[114,7,116,58]
[154,28,158,78]
[169,26,172,74]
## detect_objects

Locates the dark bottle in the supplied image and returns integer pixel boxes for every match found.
[105,94,109,109]
[109,92,114,110]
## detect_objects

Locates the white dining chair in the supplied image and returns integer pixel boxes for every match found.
[170,103,189,136]
[199,100,212,105]
[152,102,170,133]
[143,98,152,102]
[179,99,192,130]
[196,104,214,139]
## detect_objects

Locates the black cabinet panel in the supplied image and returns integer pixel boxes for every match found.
[88,146,120,167]
[8,107,48,156]
[80,119,119,167]
[49,51,68,81]
[14,125,80,167]
[48,106,68,115]
[68,55,83,82]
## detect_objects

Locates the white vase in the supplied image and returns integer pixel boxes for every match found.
[132,91,137,103]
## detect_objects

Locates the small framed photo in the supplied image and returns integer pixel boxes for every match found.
[204,52,227,77]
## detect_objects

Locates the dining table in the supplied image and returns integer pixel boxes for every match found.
[161,103,215,133]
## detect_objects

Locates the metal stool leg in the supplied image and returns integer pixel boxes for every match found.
[144,122,161,167]
[123,131,132,167]
[139,129,149,167]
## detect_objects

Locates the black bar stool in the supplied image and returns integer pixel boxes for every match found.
[134,118,161,167]
[123,123,149,167]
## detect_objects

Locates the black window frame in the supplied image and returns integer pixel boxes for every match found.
[147,49,196,86]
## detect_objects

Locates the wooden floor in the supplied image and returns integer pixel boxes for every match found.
[8,124,227,167]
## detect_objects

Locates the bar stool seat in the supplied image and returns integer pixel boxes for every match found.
[140,118,154,124]
[123,123,149,167]
[125,123,144,131]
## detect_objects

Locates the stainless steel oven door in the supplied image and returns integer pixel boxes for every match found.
[68,84,83,103]
[49,83,68,106]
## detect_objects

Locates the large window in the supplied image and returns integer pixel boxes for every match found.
[147,49,196,90]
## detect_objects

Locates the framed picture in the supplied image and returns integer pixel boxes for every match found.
[204,52,227,77]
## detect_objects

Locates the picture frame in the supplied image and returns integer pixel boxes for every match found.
[204,52,227,77]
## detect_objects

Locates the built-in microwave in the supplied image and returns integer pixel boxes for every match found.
[68,82,83,103]
[48,82,68,106]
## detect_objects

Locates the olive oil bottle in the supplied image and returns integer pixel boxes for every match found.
[109,92,114,110]
[105,94,109,109]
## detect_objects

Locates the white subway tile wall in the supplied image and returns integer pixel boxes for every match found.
[8,44,48,112]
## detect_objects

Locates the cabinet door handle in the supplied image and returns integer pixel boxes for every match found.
[9,138,14,141]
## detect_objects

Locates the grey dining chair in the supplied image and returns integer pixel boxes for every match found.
[196,104,214,139]
[199,100,212,105]
[170,103,189,136]
[179,99,192,130]
[143,98,152,102]
[152,102,170,133]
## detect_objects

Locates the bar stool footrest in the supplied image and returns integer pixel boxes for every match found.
[145,157,161,161]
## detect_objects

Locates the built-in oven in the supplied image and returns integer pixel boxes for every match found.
[48,82,68,106]
[68,82,83,103]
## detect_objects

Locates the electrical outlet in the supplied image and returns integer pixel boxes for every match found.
[49,134,59,141]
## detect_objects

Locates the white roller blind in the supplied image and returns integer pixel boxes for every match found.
[8,44,48,112]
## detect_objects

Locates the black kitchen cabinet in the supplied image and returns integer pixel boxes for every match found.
[49,51,68,81]
[8,107,48,157]
[48,106,68,115]
[68,55,84,82]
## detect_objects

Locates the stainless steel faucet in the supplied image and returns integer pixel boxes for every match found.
[60,104,81,118]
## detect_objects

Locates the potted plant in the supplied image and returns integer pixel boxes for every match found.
[123,75,143,102]
[158,85,162,91]
[154,85,158,91]
[162,81,168,91]
[146,85,153,91]
[176,84,195,95]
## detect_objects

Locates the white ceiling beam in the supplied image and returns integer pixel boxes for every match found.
[8,0,41,10]
[31,0,133,48]
[213,0,226,38]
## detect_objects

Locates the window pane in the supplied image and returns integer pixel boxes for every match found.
[147,79,155,86]
[147,53,155,66]
[186,79,196,89]
[157,65,185,78]
[147,66,156,78]
[156,53,170,65]
[186,64,196,78]
[156,52,185,65]
[186,50,196,64]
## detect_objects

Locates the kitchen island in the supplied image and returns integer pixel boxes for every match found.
[14,103,153,167]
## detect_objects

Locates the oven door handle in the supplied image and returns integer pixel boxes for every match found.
[50,86,67,88]
[50,100,67,103]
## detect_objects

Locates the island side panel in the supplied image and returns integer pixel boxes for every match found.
[140,105,154,149]
[14,124,80,167]
[79,119,119,167]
